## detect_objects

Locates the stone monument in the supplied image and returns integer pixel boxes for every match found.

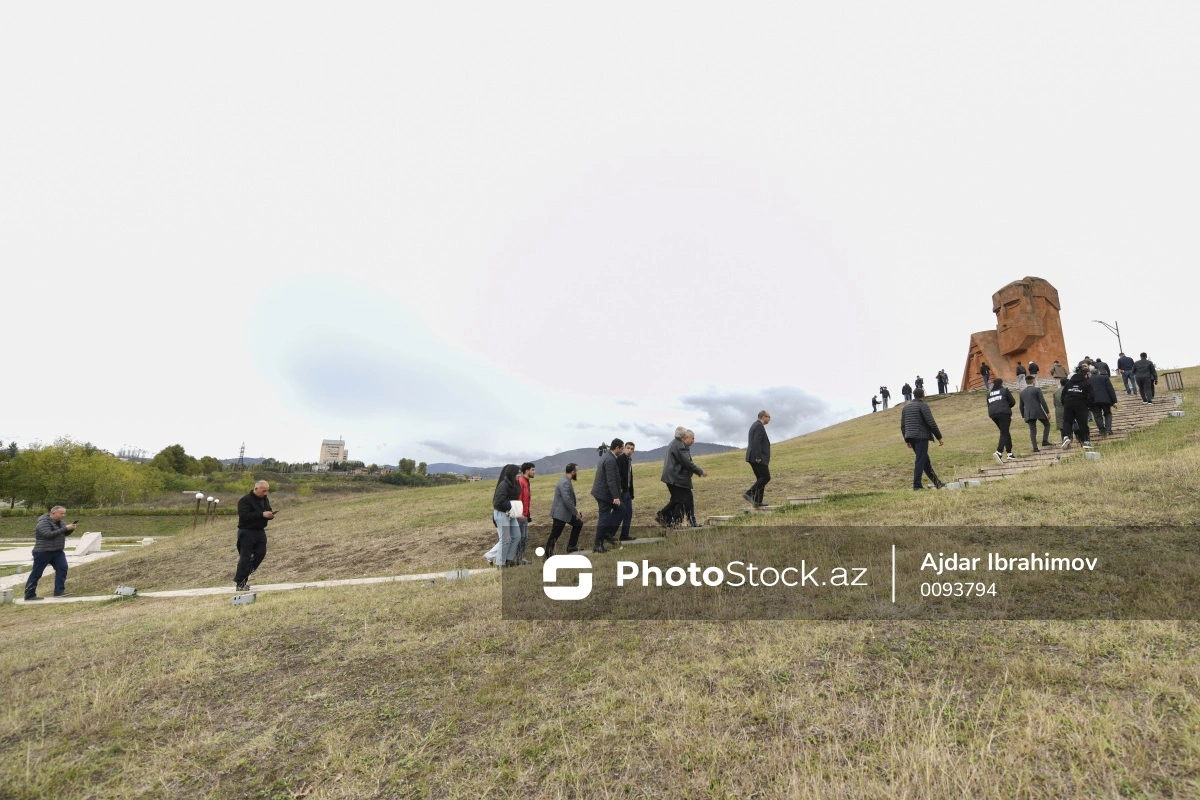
[961,276,1068,391]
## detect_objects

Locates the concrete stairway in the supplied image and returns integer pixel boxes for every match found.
[957,390,1179,482]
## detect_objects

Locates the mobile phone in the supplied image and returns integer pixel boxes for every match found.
[72,519,79,525]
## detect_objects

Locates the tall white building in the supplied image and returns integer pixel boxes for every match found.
[319,439,348,465]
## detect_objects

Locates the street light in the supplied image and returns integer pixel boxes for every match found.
[193,492,205,530]
[204,496,215,526]
[1093,320,1124,356]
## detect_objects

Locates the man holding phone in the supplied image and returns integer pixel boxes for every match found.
[234,480,274,591]
[24,505,77,600]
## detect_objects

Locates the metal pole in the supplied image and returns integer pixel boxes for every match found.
[193,497,201,530]
[1093,320,1124,355]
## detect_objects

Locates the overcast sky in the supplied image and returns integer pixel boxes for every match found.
[3,4,1196,467]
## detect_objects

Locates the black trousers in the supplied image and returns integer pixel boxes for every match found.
[658,484,693,526]
[594,500,621,549]
[1062,404,1091,443]
[748,462,771,504]
[1091,404,1113,434]
[234,529,267,584]
[546,517,583,554]
[992,415,1013,454]
[1027,418,1050,448]
[1138,378,1155,403]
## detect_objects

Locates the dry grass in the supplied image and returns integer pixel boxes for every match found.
[1,367,1198,798]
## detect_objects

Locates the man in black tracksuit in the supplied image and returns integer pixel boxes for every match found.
[987,377,1017,462]
[234,480,274,591]
[743,410,772,507]
[1060,369,1096,449]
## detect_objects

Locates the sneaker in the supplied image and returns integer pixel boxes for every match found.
[53,591,71,597]
[1006,454,1017,461]
[993,451,1003,464]
[933,480,946,489]
[1061,437,1071,450]
[1082,443,1093,450]
[24,596,42,602]
[742,491,754,504]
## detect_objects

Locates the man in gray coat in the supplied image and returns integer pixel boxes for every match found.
[743,410,772,507]
[544,463,584,556]
[1019,376,1052,452]
[24,505,77,600]
[590,439,624,553]
[901,389,945,490]
[657,427,707,527]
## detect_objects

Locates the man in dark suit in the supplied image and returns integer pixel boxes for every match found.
[743,410,772,507]
[616,441,637,542]
[590,439,624,553]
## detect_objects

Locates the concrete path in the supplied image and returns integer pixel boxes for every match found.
[11,568,494,606]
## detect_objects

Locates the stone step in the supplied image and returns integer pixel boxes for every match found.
[787,496,823,505]
[706,516,736,526]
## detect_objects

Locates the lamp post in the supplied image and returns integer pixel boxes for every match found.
[204,496,214,526]
[212,498,219,524]
[1093,320,1124,356]
[193,492,204,530]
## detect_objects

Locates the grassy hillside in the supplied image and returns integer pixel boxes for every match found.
[1,367,1198,798]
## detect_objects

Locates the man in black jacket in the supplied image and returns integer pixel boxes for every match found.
[987,377,1017,462]
[1089,367,1119,435]
[1060,369,1095,450]
[234,480,274,591]
[23,506,77,600]
[743,410,772,507]
[590,439,624,553]
[901,389,945,490]
[1133,353,1158,404]
[616,442,637,542]
[657,428,707,527]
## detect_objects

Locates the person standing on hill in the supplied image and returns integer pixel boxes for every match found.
[657,427,707,528]
[880,386,891,410]
[914,376,924,392]
[1089,367,1118,436]
[901,388,945,491]
[590,439,624,552]
[487,465,522,567]
[616,441,637,542]
[902,383,913,403]
[871,395,879,413]
[515,462,535,564]
[1050,360,1069,380]
[1015,362,1027,382]
[936,369,949,394]
[1061,368,1095,450]
[987,377,1017,463]
[1019,376,1052,452]
[1116,352,1136,395]
[979,363,991,387]
[1133,352,1158,404]
[23,505,77,601]
[544,464,584,556]
[743,410,772,508]
[234,480,274,591]
[1027,360,1039,380]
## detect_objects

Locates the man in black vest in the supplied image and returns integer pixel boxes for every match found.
[234,480,274,591]
[743,410,772,507]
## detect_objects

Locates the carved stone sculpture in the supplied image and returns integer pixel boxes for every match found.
[961,277,1068,391]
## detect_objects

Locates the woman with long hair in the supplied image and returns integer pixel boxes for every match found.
[485,464,523,567]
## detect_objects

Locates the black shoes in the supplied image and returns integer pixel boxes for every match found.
[619,535,637,541]
[53,591,71,597]
[24,596,42,601]
[653,512,667,528]
[933,480,946,489]
[742,491,754,504]
[235,581,249,592]
[593,545,608,554]
[566,547,581,554]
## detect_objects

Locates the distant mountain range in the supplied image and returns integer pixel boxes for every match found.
[427,442,738,479]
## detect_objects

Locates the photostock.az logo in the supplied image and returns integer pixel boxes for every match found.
[535,548,592,601]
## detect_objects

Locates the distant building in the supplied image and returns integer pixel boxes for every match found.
[319,439,348,465]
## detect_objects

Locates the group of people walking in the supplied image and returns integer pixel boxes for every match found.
[902,352,1160,490]
[485,412,777,563]
[874,370,950,412]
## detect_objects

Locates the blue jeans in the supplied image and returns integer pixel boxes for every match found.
[909,439,940,489]
[488,511,521,565]
[619,492,634,538]
[25,550,68,599]
[1121,371,1136,394]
